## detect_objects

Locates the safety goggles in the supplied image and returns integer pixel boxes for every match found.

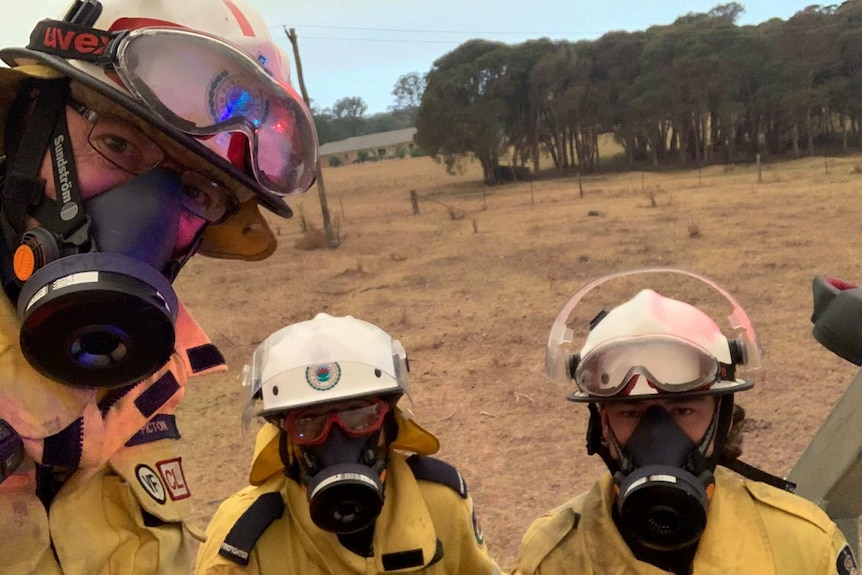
[574,335,722,398]
[72,101,238,223]
[29,21,318,197]
[282,398,391,446]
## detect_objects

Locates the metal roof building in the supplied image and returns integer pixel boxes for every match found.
[319,127,417,158]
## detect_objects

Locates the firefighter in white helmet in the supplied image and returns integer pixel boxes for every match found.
[513,269,856,575]
[0,0,318,573]
[195,313,503,575]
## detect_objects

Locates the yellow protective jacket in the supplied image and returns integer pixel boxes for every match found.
[0,297,226,575]
[195,428,503,575]
[512,466,855,575]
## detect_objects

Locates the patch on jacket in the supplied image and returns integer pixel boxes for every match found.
[837,545,858,575]
[405,455,467,498]
[219,492,285,566]
[126,414,181,446]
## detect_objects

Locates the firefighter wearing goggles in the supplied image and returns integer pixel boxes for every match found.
[0,0,317,573]
[195,314,503,575]
[514,269,856,575]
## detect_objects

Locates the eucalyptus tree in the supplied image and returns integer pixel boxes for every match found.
[416,39,512,184]
[503,38,556,176]
[529,40,593,172]
[591,30,647,167]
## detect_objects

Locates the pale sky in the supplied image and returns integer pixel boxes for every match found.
[3,1,818,114]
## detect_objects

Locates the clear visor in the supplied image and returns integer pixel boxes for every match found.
[113,28,318,197]
[546,267,764,385]
[575,335,721,397]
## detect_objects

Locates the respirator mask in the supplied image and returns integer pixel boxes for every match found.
[285,397,391,534]
[612,404,717,551]
[2,80,235,388]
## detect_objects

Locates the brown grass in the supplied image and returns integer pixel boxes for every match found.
[176,152,862,570]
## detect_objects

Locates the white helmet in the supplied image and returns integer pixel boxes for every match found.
[546,268,763,402]
[0,0,319,259]
[243,314,411,421]
[244,314,440,485]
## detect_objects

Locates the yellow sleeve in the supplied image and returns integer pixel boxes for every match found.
[829,529,857,575]
[511,506,581,575]
[453,493,506,575]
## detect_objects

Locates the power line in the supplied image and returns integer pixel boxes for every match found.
[275,35,463,44]
[271,23,592,36]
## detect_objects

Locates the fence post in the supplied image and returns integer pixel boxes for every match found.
[410,190,420,215]
[756,154,762,183]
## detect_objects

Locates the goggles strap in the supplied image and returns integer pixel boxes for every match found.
[27,20,117,64]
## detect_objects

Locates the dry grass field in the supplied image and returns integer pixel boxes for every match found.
[175,149,862,570]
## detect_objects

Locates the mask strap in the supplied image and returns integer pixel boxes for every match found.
[0,79,71,300]
[701,395,735,472]
[28,97,90,244]
[586,403,622,474]
[2,79,69,235]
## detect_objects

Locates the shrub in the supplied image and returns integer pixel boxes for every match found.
[357,150,370,163]
[328,156,343,167]
[395,145,407,159]
[409,146,427,158]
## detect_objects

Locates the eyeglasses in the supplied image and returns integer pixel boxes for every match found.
[73,102,238,224]
[282,398,390,446]
[574,335,723,398]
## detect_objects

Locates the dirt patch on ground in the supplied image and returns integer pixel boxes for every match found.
[175,155,862,570]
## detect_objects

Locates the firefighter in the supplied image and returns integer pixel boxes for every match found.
[195,313,503,575]
[514,269,857,575]
[0,0,318,573]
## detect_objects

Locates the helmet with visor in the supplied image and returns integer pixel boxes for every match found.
[0,0,319,259]
[546,268,762,402]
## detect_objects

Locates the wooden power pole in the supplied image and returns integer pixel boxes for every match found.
[284,26,338,248]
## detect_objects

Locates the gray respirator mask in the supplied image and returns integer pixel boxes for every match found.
[293,426,388,534]
[612,405,716,551]
[1,81,190,388]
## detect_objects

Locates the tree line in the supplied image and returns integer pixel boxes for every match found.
[311,73,426,145]
[414,2,862,184]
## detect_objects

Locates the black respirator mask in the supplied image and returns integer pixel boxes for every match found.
[1,80,193,388]
[612,405,716,552]
[293,425,388,534]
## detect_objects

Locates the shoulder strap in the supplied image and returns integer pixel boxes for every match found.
[721,458,797,493]
[218,491,285,566]
[405,454,467,498]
